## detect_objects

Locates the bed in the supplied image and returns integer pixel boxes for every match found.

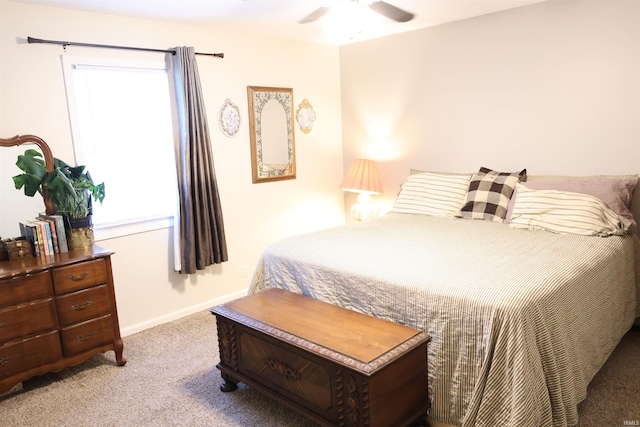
[248,168,640,427]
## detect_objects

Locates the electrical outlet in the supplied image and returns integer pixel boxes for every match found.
[241,264,248,278]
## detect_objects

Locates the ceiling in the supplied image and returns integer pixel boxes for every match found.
[13,0,548,45]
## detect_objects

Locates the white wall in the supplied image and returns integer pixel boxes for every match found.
[0,0,345,335]
[339,0,640,213]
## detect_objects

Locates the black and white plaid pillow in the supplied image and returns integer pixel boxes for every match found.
[460,167,526,222]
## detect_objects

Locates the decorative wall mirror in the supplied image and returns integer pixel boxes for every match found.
[247,86,296,183]
[0,135,56,215]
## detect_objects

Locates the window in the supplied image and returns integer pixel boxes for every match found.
[61,56,177,240]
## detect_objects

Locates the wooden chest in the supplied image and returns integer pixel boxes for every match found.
[211,288,430,427]
[0,237,32,261]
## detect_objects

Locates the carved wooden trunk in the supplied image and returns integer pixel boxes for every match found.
[211,288,430,427]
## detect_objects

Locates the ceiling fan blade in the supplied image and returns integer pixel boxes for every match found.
[299,6,332,24]
[368,1,414,23]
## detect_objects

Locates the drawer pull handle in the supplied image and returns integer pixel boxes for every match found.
[68,272,89,281]
[0,357,9,368]
[0,322,4,328]
[71,301,92,311]
[267,359,301,380]
[77,331,97,342]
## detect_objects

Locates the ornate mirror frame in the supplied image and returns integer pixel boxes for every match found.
[247,86,296,183]
[0,134,56,215]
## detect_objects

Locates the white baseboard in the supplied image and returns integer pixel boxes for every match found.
[120,288,248,337]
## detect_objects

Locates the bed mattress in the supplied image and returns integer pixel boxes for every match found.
[249,213,639,427]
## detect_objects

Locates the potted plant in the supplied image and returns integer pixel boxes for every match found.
[13,149,105,250]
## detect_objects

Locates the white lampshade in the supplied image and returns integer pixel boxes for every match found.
[339,158,383,194]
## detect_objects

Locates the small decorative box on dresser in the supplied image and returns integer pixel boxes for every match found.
[212,288,430,427]
[0,246,125,395]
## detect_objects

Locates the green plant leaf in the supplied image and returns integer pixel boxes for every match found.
[12,149,49,197]
[13,149,105,218]
[92,182,105,204]
[13,174,44,197]
[16,149,47,177]
[43,168,77,197]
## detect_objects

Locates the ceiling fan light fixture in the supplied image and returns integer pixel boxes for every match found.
[322,1,383,40]
[299,0,414,26]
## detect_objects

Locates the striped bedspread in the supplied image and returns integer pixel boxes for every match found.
[248,213,639,427]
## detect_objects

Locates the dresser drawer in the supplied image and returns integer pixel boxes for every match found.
[0,299,57,342]
[56,285,111,326]
[0,271,53,309]
[60,314,114,357]
[0,331,62,380]
[239,330,332,411]
[52,259,108,295]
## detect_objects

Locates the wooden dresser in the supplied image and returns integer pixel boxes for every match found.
[0,246,125,395]
[212,289,430,427]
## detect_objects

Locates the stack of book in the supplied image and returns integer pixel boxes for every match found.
[19,214,69,257]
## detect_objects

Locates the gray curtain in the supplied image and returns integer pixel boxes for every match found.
[167,46,228,274]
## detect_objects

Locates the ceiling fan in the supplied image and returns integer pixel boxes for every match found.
[299,0,415,24]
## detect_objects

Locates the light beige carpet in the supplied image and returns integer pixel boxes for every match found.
[1,310,638,426]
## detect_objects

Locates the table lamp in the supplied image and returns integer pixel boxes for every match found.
[340,158,383,221]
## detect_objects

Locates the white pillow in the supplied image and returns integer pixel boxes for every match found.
[392,172,471,218]
[508,183,630,237]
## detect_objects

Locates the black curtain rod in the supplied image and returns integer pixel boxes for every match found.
[27,36,224,58]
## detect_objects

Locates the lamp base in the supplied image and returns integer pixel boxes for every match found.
[350,193,379,221]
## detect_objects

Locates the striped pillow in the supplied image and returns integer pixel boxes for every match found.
[509,183,630,236]
[504,176,638,231]
[392,172,471,217]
